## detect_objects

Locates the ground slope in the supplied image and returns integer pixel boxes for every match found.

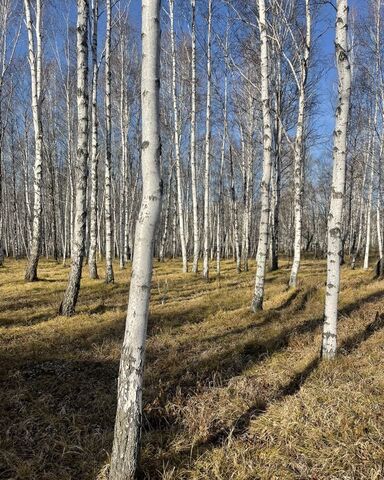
[0,259,383,479]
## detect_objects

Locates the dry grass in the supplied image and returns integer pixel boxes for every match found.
[0,258,384,479]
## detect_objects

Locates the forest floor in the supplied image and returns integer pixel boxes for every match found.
[0,258,384,480]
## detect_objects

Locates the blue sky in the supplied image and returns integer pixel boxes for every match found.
[312,0,366,160]
[128,0,367,162]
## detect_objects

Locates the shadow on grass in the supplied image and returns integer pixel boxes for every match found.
[0,358,118,480]
[153,307,384,478]
[1,283,384,479]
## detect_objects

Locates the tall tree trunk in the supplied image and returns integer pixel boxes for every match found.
[119,33,129,270]
[242,98,254,272]
[159,167,173,262]
[269,54,281,272]
[217,64,228,276]
[190,0,199,273]
[350,158,367,268]
[229,146,241,273]
[289,0,311,288]
[59,0,89,316]
[251,0,273,311]
[363,128,375,270]
[202,0,212,280]
[322,0,351,360]
[170,0,188,273]
[24,0,43,282]
[104,0,114,283]
[109,1,162,477]
[88,0,99,279]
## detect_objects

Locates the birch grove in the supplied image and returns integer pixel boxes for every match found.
[0,1,380,283]
[2,0,380,285]
[3,0,384,475]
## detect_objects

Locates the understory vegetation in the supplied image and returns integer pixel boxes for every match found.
[1,259,383,479]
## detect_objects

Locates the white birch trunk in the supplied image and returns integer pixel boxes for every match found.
[363,128,375,270]
[159,167,173,262]
[289,0,311,288]
[230,146,241,273]
[322,0,351,360]
[109,1,162,477]
[169,0,188,273]
[88,0,99,279]
[251,0,273,311]
[104,0,114,283]
[351,159,368,268]
[24,0,43,282]
[59,0,89,316]
[119,36,129,269]
[190,0,199,273]
[217,68,228,275]
[202,0,212,280]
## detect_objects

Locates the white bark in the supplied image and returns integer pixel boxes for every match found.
[59,0,89,316]
[119,34,129,268]
[363,125,375,270]
[169,0,188,273]
[190,0,199,273]
[104,0,114,283]
[202,0,212,280]
[217,66,228,275]
[24,0,43,282]
[89,0,99,279]
[289,0,311,288]
[230,146,241,273]
[322,0,351,360]
[109,1,162,477]
[351,158,367,268]
[251,0,273,311]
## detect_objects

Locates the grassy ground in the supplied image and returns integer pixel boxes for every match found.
[0,258,384,479]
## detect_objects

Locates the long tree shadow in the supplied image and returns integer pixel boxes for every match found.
[144,288,384,404]
[1,282,384,480]
[339,311,384,354]
[152,308,384,478]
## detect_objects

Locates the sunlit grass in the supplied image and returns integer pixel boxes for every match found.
[0,257,383,479]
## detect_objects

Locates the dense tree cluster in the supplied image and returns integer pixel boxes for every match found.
[0,0,382,477]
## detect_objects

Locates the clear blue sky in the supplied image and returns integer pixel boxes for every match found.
[128,0,366,162]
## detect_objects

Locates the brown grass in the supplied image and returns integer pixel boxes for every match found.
[0,258,384,479]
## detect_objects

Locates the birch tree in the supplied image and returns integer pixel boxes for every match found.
[104,0,114,283]
[88,0,99,279]
[251,0,273,311]
[24,0,43,282]
[109,0,162,477]
[169,0,188,273]
[190,0,199,273]
[59,0,89,316]
[322,0,351,360]
[289,0,312,288]
[202,0,212,280]
[217,56,228,276]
